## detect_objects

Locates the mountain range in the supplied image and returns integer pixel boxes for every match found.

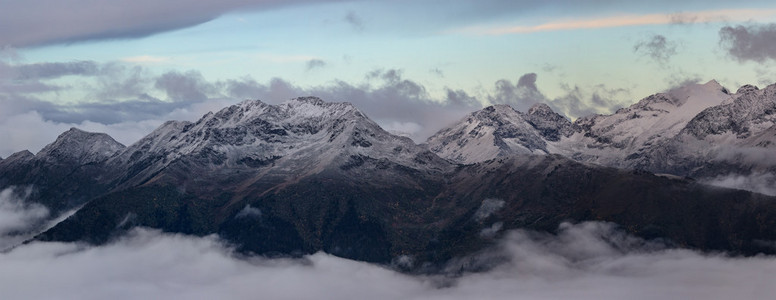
[2,81,776,269]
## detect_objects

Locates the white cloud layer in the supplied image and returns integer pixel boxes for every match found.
[0,186,49,250]
[702,172,776,196]
[1,222,774,299]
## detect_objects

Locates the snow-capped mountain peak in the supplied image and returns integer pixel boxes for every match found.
[429,79,743,168]
[426,104,554,164]
[0,150,34,167]
[525,103,577,142]
[568,80,731,157]
[110,97,441,186]
[36,128,125,165]
[681,81,776,142]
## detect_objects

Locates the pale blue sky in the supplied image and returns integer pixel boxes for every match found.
[3,0,776,156]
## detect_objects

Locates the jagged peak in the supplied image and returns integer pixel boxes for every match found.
[632,92,677,108]
[736,84,759,94]
[282,97,358,112]
[289,96,327,106]
[474,104,521,119]
[237,98,269,106]
[527,103,554,115]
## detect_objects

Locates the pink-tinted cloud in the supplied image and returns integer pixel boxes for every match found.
[457,9,776,35]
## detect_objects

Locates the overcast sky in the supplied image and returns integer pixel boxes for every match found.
[3,0,776,157]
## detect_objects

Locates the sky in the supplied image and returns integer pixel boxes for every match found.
[3,0,776,157]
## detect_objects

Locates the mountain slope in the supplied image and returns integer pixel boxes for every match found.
[38,153,776,267]
[568,80,732,166]
[427,80,776,186]
[425,104,574,164]
[0,128,124,213]
[29,95,776,267]
[107,97,445,190]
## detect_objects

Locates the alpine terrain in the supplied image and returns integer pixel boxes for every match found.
[2,82,776,270]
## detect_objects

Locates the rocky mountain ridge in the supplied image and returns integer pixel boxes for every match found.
[2,85,776,269]
[428,80,776,183]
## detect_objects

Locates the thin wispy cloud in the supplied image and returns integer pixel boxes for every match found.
[634,34,678,66]
[455,9,776,35]
[305,59,327,71]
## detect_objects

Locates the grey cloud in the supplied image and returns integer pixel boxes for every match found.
[0,61,87,94]
[549,85,590,117]
[154,70,217,102]
[93,63,152,100]
[13,61,100,80]
[51,98,189,125]
[634,35,678,66]
[3,0,768,48]
[344,11,365,31]
[220,69,480,140]
[484,73,627,119]
[1,222,774,299]
[517,72,540,91]
[444,89,479,107]
[0,0,334,47]
[0,47,20,61]
[719,23,776,63]
[307,70,478,139]
[487,73,544,112]
[223,77,268,100]
[662,71,706,93]
[668,12,699,25]
[1,63,625,156]
[548,83,629,119]
[430,68,444,78]
[0,81,62,94]
[0,186,49,250]
[305,59,327,71]
[541,63,557,73]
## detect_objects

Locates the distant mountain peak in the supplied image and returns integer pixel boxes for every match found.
[736,84,759,94]
[704,79,722,88]
[37,128,125,165]
[525,103,577,142]
[3,150,34,163]
[527,103,554,115]
[107,97,439,188]
[469,104,522,123]
[426,104,555,164]
[289,96,327,106]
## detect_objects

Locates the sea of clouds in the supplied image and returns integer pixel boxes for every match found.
[1,204,774,300]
